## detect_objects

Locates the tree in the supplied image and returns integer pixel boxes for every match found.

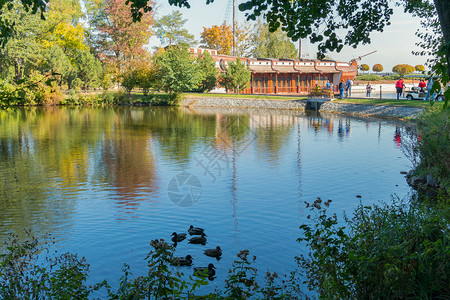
[252,20,298,59]
[373,64,384,73]
[415,64,425,72]
[200,22,253,56]
[154,10,196,47]
[219,58,251,93]
[153,46,202,94]
[85,0,154,68]
[195,52,217,92]
[200,23,232,55]
[392,64,415,77]
[359,64,370,73]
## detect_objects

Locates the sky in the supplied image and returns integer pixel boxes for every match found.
[149,0,431,72]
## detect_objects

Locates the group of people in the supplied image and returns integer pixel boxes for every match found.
[326,78,428,100]
[337,79,353,99]
[395,78,427,100]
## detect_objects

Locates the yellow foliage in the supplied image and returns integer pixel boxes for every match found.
[200,22,233,55]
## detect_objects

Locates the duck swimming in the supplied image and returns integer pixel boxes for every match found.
[193,263,216,278]
[188,233,207,245]
[171,232,187,243]
[204,246,222,258]
[188,225,205,235]
[171,255,193,266]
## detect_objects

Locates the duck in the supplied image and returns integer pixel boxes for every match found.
[188,225,205,236]
[193,263,216,278]
[203,246,222,258]
[171,232,187,243]
[188,232,207,245]
[171,255,193,266]
[150,239,170,250]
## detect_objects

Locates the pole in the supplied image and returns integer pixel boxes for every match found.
[380,86,382,100]
[232,0,235,56]
[298,39,301,60]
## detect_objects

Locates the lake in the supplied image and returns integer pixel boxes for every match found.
[0,106,416,296]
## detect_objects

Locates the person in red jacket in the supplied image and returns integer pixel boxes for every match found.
[395,78,405,99]
[418,79,427,92]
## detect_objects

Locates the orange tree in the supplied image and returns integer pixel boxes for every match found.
[200,22,232,55]
[373,64,383,73]
[359,64,369,73]
[392,64,415,77]
[415,64,426,72]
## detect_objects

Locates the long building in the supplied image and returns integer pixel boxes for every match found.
[189,47,358,95]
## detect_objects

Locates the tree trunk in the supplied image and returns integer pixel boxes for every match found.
[434,0,450,80]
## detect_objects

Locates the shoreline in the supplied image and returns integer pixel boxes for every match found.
[181,97,424,120]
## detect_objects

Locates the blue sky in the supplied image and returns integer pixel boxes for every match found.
[150,1,430,72]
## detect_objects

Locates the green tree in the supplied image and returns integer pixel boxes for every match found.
[195,51,217,92]
[219,58,251,93]
[373,64,383,73]
[73,50,103,90]
[154,10,196,47]
[252,20,297,59]
[415,64,426,72]
[392,64,415,77]
[120,68,138,95]
[359,64,370,73]
[154,46,202,94]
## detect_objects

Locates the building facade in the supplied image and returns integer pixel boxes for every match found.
[189,48,358,95]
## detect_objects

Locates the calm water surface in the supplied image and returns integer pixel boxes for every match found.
[0,107,415,295]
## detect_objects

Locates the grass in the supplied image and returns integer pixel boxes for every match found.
[183,92,307,101]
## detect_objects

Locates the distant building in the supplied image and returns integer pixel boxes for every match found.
[189,47,357,95]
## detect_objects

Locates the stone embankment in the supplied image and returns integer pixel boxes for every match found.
[182,97,424,119]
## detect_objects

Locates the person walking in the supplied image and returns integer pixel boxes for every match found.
[395,78,405,100]
[346,78,353,97]
[326,80,331,89]
[339,80,345,99]
[366,82,372,97]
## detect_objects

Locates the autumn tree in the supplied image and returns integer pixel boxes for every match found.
[373,64,383,73]
[252,20,297,59]
[359,64,370,73]
[85,0,154,68]
[392,64,415,77]
[200,22,253,56]
[415,64,425,72]
[201,23,232,55]
[154,10,195,47]
[219,58,251,93]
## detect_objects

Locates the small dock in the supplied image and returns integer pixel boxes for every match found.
[305,98,333,110]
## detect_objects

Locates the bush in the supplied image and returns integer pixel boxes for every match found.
[383,74,401,80]
[297,197,450,299]
[355,74,382,81]
[416,107,450,195]
[0,232,104,299]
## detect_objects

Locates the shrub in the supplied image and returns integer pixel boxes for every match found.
[416,107,450,195]
[355,74,382,81]
[383,74,401,80]
[0,232,104,299]
[297,197,450,299]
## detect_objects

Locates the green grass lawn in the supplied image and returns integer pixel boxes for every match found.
[183,92,307,101]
